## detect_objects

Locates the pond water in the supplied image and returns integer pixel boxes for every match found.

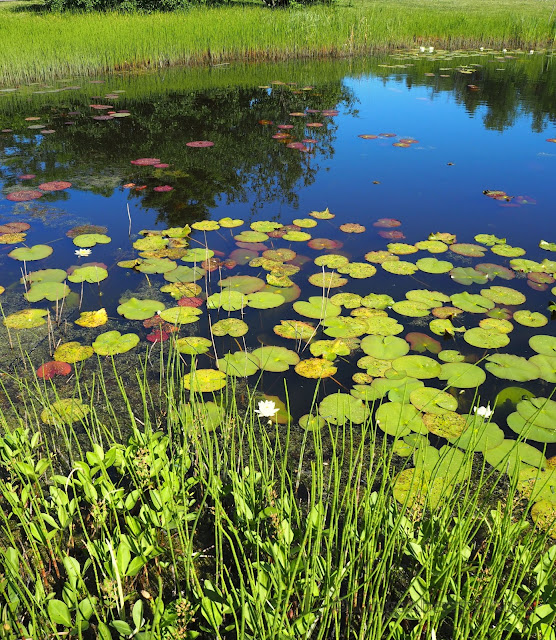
[1,50,556,466]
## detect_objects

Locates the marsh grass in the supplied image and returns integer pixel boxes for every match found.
[0,0,554,83]
[0,347,555,638]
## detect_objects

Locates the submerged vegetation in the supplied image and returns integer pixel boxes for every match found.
[0,0,554,83]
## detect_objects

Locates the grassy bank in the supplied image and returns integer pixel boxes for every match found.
[0,353,555,639]
[0,0,554,84]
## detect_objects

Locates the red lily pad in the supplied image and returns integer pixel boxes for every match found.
[258,119,274,125]
[131,158,161,166]
[340,223,366,233]
[153,185,173,192]
[177,296,203,307]
[379,133,396,138]
[186,140,214,147]
[546,139,556,143]
[38,181,72,191]
[18,174,36,180]
[146,330,170,343]
[154,163,170,168]
[277,124,294,130]
[303,138,317,144]
[93,115,114,121]
[321,110,339,116]
[475,263,515,280]
[378,230,405,239]
[399,138,418,144]
[374,218,402,228]
[308,238,343,250]
[236,241,268,252]
[405,332,442,354]
[89,104,113,109]
[286,142,309,152]
[5,190,43,202]
[306,122,323,128]
[0,222,30,234]
[66,224,108,238]
[272,133,292,140]
[359,134,378,139]
[528,272,555,284]
[36,361,71,380]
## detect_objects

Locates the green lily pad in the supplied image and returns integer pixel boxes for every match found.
[299,414,326,431]
[438,363,486,388]
[41,399,90,425]
[23,269,66,284]
[479,318,513,334]
[3,308,48,329]
[181,248,214,262]
[491,244,526,257]
[73,233,111,248]
[259,283,301,303]
[24,281,70,302]
[495,386,535,408]
[518,468,556,504]
[309,339,352,360]
[219,276,265,294]
[414,240,448,253]
[252,346,300,372]
[406,290,451,307]
[423,411,467,439]
[480,286,526,305]
[474,233,506,246]
[283,231,311,242]
[175,336,212,355]
[365,250,395,264]
[475,263,515,280]
[183,400,225,432]
[183,369,226,392]
[382,261,418,275]
[507,412,556,443]
[450,267,488,286]
[449,417,504,452]
[463,327,510,349]
[206,290,246,312]
[361,294,394,309]
[393,468,444,509]
[322,316,368,338]
[133,235,168,251]
[163,226,192,238]
[429,318,465,337]
[539,240,556,252]
[330,292,362,309]
[192,220,220,231]
[450,243,486,257]
[392,355,442,379]
[387,378,425,403]
[160,282,202,299]
[295,358,337,379]
[211,318,248,337]
[357,356,392,377]
[337,262,377,278]
[292,218,317,229]
[293,297,341,320]
[9,244,53,261]
[528,356,556,382]
[92,331,139,356]
[529,335,556,356]
[416,257,453,274]
[365,316,404,336]
[234,230,269,243]
[392,300,431,317]
[308,272,349,288]
[314,254,349,269]
[67,266,108,284]
[54,341,93,363]
[159,307,202,324]
[517,397,556,431]
[438,350,465,363]
[531,501,556,538]
[219,351,260,377]
[164,265,205,283]
[510,258,544,273]
[309,207,334,220]
[485,354,539,381]
[273,320,315,340]
[117,298,164,320]
[410,387,458,414]
[405,332,442,354]
[135,257,177,274]
[450,292,495,313]
[246,291,285,309]
[513,310,548,327]
[485,439,546,476]
[376,402,425,437]
[251,221,282,233]
[361,335,409,360]
[387,243,418,255]
[318,392,370,425]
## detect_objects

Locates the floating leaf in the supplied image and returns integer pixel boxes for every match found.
[219,276,265,294]
[135,258,177,274]
[117,298,164,320]
[164,265,205,283]
[423,411,467,438]
[450,243,486,257]
[475,263,515,280]
[309,339,352,360]
[339,223,365,233]
[295,358,337,379]
[529,355,556,382]
[54,341,93,363]
[393,468,444,509]
[67,266,108,283]
[429,318,465,337]
[485,354,539,381]
[211,318,248,337]
[438,350,465,363]
[513,310,548,327]
[73,233,111,248]
[318,393,369,425]
[309,208,334,220]
[463,327,510,349]
[92,331,139,356]
[293,297,341,320]
[41,399,89,425]
[417,257,453,274]
[405,333,441,354]
[308,272,348,288]
[492,244,526,257]
[206,290,245,312]
[450,292,494,313]
[529,335,556,356]
[183,369,226,392]
[273,320,314,340]
[133,235,168,251]
[387,243,417,256]
[410,388,458,414]
[330,292,362,309]
[234,230,269,243]
[392,300,430,317]
[322,316,368,338]
[299,414,326,431]
[361,293,394,309]
[337,262,377,278]
[24,281,70,302]
[361,335,409,359]
[415,240,448,254]
[480,286,526,305]
[357,356,392,377]
[382,261,418,275]
[9,244,53,261]
[450,267,488,286]
[246,291,285,309]
[175,336,211,355]
[438,363,485,388]
[449,416,504,452]
[4,308,48,329]
[160,282,201,299]
[219,352,260,377]
[485,439,546,476]
[252,346,300,372]
[366,316,404,336]
[376,402,425,437]
[159,307,202,324]
[36,361,71,380]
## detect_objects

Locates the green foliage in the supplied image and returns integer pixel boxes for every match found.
[45,0,193,12]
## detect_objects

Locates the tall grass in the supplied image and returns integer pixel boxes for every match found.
[0,349,555,639]
[0,0,554,84]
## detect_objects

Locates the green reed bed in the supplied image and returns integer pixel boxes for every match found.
[0,351,555,639]
[0,0,554,84]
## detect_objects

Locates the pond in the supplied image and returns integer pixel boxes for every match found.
[0,49,556,474]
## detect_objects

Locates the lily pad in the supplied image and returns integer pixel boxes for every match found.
[361,294,394,309]
[513,310,548,327]
[252,346,300,372]
[361,335,409,359]
[491,244,526,257]
[211,318,249,337]
[387,243,418,255]
[476,263,515,280]
[405,333,442,354]
[308,272,349,288]
[219,351,260,377]
[393,468,444,509]
[438,350,465,363]
[392,355,442,379]
[485,354,539,381]
[75,308,108,328]
[23,269,67,284]
[529,335,556,356]
[357,356,392,377]
[67,266,108,283]
[480,286,526,305]
[376,402,425,436]
[507,413,556,444]
[160,283,202,299]
[485,439,546,476]
[299,414,326,431]
[309,208,335,220]
[24,281,70,302]
[392,300,430,317]
[273,320,315,340]
[92,331,139,356]
[474,233,506,246]
[246,291,285,309]
[450,267,488,285]
[293,297,341,320]
[528,356,556,383]
[382,261,418,275]
[295,358,337,379]
[219,276,265,294]
[463,327,510,349]
[3,308,48,329]
[417,257,453,274]
[415,240,448,253]
[234,230,269,243]
[117,298,164,320]
[318,392,370,425]
[183,369,227,393]
[135,258,177,274]
[406,290,450,307]
[309,339,352,360]
[322,316,368,338]
[450,243,486,257]
[429,318,465,337]
[423,411,467,439]
[73,233,111,248]
[450,292,495,313]
[175,336,212,355]
[337,262,377,278]
[330,292,362,309]
[9,244,53,261]
[531,501,556,538]
[192,220,220,231]
[164,265,205,283]
[133,236,168,251]
[206,290,246,312]
[438,363,486,388]
[365,250,395,264]
[41,399,90,425]
[54,341,94,363]
[410,388,458,414]
[159,307,202,324]
[449,417,504,452]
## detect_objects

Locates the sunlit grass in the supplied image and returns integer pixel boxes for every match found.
[0,0,554,83]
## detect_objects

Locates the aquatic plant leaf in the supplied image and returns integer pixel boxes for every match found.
[293,218,317,229]
[438,363,486,388]
[41,399,89,425]
[438,350,465,363]
[485,354,539,381]
[423,411,467,438]
[410,388,458,414]
[531,501,556,538]
[479,318,513,334]
[382,261,418,275]
[449,417,504,452]
[314,254,349,269]
[510,258,543,273]
[218,217,244,228]
[513,310,548,327]
[299,414,326,431]
[73,233,111,248]
[219,352,260,377]
[164,265,205,283]
[429,318,465,336]
[365,250,395,264]
[463,327,510,349]
[308,272,348,288]
[330,292,362,309]
[507,413,556,443]
[406,290,450,308]
[295,358,337,379]
[9,244,53,261]
[219,275,265,294]
[376,402,425,436]
[36,361,71,380]
[23,269,66,284]
[485,440,546,477]
[495,386,535,409]
[180,248,214,263]
[3,308,48,329]
[117,298,164,320]
[192,220,219,232]
[211,318,248,337]
[361,294,394,309]
[0,232,26,245]
[246,291,285,309]
[24,281,70,302]
[322,316,368,338]
[392,355,442,379]
[175,336,212,355]
[474,234,506,246]
[450,267,489,285]
[273,320,314,340]
[365,316,404,336]
[159,307,202,324]
[450,292,494,313]
[67,266,108,283]
[183,369,226,392]
[405,333,441,354]
[133,236,168,251]
[361,335,409,360]
[163,226,191,238]
[309,208,334,220]
[337,262,377,278]
[54,341,93,363]
[518,468,556,503]
[393,468,444,509]
[309,339,352,360]
[450,243,486,257]
[160,282,201,299]
[293,297,341,320]
[475,263,515,280]
[429,232,456,245]
[251,221,282,233]
[92,331,139,356]
[392,300,430,317]
[318,393,369,425]
[417,257,453,274]
[206,290,245,312]
[357,356,392,377]
[339,223,365,234]
[251,346,299,372]
[528,356,556,383]
[415,240,448,253]
[492,244,526,257]
[135,258,177,274]
[234,230,269,243]
[66,224,108,238]
[529,335,556,356]
[480,286,526,305]
[387,243,417,256]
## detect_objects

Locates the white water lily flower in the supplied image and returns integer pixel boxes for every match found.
[419,46,426,53]
[75,248,92,257]
[473,404,493,419]
[254,400,279,419]
[428,46,434,53]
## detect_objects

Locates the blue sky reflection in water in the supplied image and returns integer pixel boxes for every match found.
[0,51,555,450]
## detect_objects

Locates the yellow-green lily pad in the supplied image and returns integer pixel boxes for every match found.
[92,331,139,356]
[219,351,260,377]
[251,346,300,372]
[117,298,164,320]
[41,399,90,425]
[295,358,337,379]
[183,369,227,392]
[3,308,48,329]
[175,336,212,355]
[9,244,53,261]
[54,341,94,363]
